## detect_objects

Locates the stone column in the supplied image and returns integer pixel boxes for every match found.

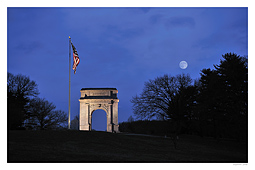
[112,99,119,132]
[88,104,92,131]
[79,101,90,130]
[107,103,112,132]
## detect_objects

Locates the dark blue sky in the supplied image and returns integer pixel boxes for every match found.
[7,7,248,130]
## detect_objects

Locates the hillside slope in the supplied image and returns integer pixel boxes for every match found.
[8,130,247,163]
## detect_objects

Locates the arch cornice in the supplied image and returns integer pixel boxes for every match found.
[79,99,119,103]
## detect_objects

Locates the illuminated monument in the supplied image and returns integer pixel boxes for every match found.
[79,88,119,132]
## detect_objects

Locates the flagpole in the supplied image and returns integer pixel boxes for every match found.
[68,36,71,130]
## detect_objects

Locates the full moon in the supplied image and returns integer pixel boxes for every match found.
[179,61,188,69]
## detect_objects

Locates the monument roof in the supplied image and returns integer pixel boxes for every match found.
[80,96,118,99]
[81,88,117,90]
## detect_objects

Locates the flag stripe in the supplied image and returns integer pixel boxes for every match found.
[71,42,80,74]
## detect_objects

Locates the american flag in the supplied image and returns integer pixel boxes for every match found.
[71,42,80,74]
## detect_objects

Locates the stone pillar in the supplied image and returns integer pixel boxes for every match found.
[107,104,112,132]
[88,104,92,131]
[79,101,90,130]
[112,100,119,132]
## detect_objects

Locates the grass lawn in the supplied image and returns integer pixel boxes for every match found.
[7,130,247,163]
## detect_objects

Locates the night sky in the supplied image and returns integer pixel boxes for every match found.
[7,7,248,130]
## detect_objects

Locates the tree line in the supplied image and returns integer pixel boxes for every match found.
[128,53,248,141]
[7,73,68,130]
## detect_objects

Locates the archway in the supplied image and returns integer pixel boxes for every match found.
[91,109,107,131]
[79,88,119,133]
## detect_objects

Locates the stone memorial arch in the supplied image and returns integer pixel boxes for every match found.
[79,88,119,133]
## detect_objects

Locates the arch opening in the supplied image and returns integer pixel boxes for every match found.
[91,109,107,131]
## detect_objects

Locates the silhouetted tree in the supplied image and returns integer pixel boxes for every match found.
[27,98,68,130]
[127,115,135,122]
[197,53,248,140]
[197,68,224,138]
[71,115,79,130]
[131,73,197,148]
[7,72,39,129]
[214,53,248,140]
[131,74,192,120]
[131,74,195,120]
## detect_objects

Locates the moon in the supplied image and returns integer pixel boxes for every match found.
[179,61,188,69]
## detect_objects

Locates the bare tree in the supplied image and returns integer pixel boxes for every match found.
[7,72,39,98]
[131,74,192,120]
[131,74,194,149]
[7,72,39,129]
[127,115,135,122]
[71,115,79,130]
[27,98,68,130]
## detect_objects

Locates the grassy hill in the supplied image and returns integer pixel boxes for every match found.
[8,130,247,163]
